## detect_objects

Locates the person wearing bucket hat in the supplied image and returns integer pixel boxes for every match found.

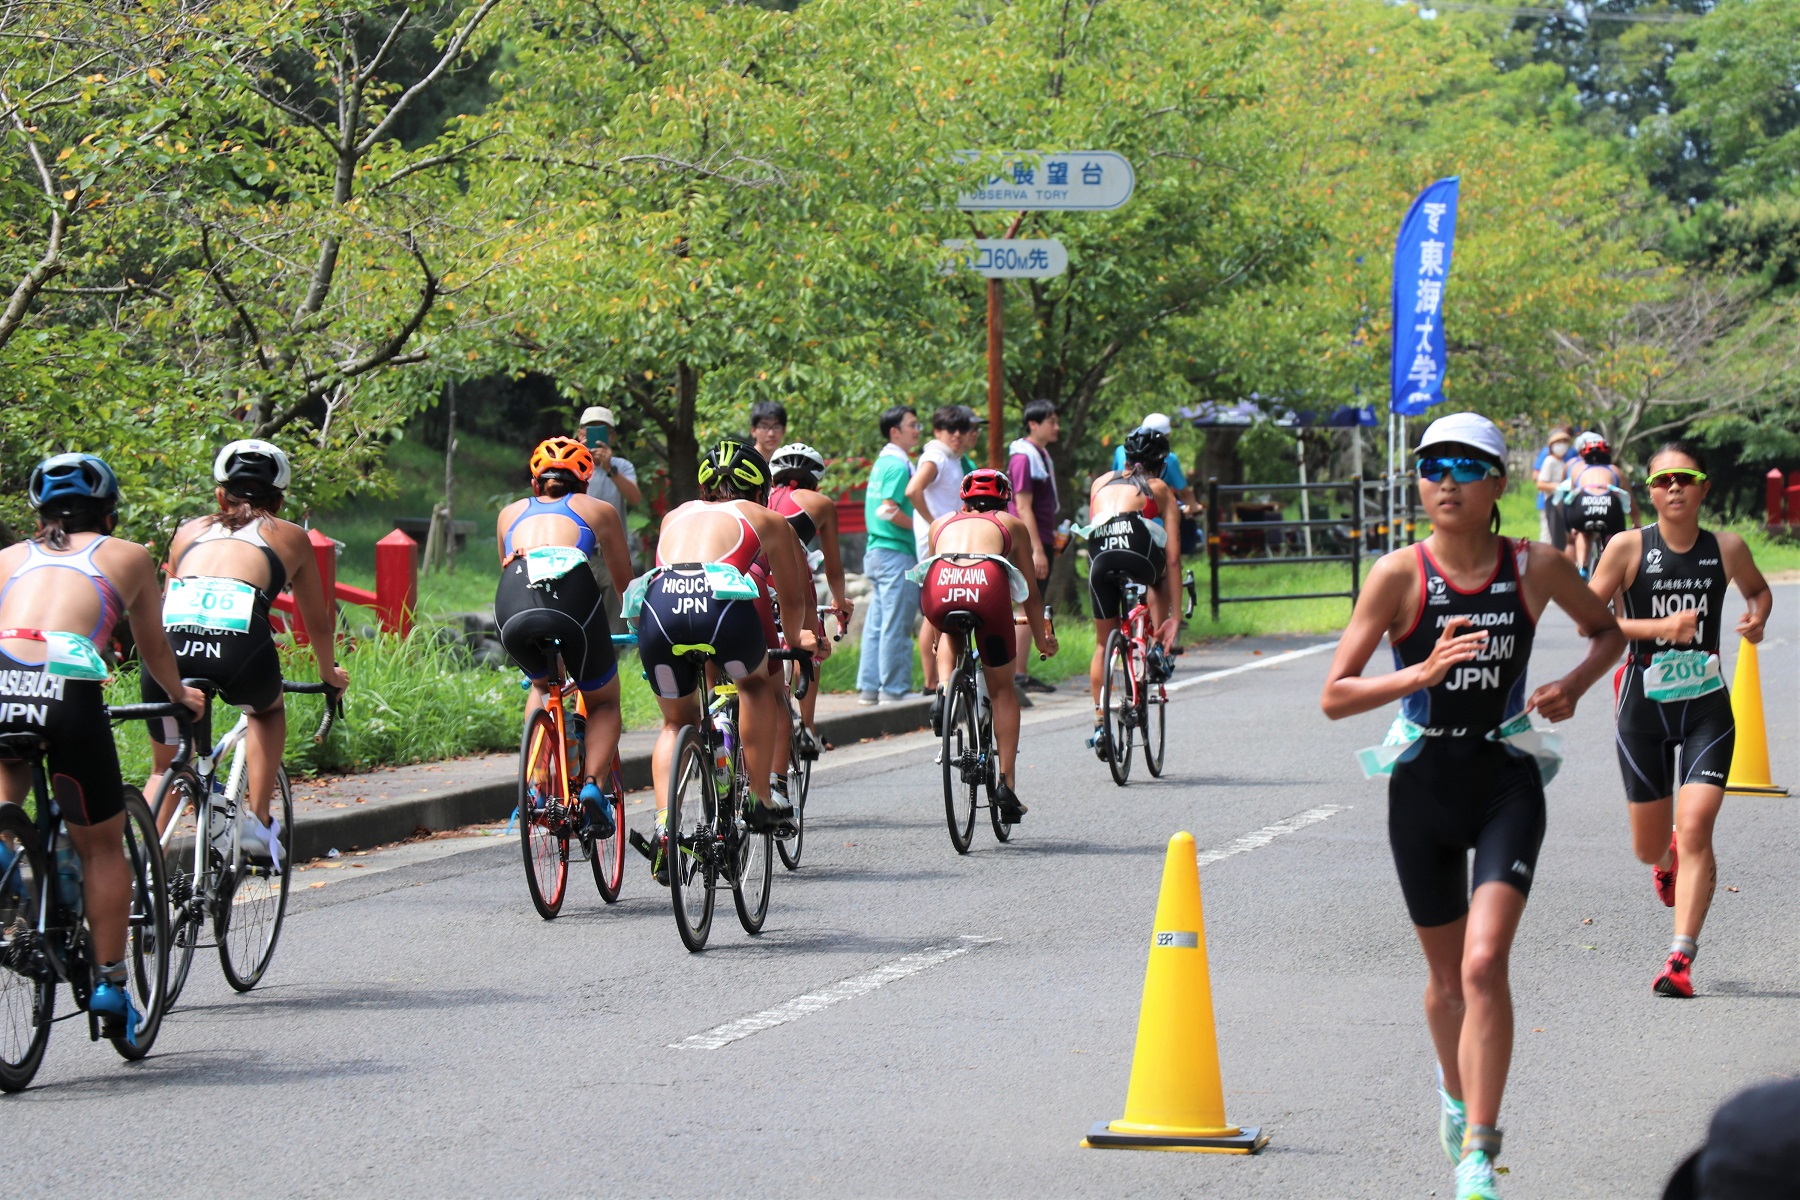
[579,405,640,524]
[1321,412,1624,1200]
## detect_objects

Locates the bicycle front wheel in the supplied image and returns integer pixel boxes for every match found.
[588,756,626,904]
[518,708,569,919]
[0,805,53,1093]
[149,765,205,1006]
[118,789,170,1058]
[216,769,292,993]
[777,724,810,871]
[1101,630,1135,787]
[941,668,979,854]
[666,726,716,952]
[1142,679,1168,778]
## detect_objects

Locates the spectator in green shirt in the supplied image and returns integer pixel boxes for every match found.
[857,405,922,703]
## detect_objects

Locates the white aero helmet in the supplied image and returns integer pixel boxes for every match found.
[214,438,292,491]
[769,442,826,476]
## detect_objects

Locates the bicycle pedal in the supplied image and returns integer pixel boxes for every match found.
[627,828,656,861]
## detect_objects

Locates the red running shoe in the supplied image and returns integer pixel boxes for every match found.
[1653,831,1678,908]
[1653,951,1694,998]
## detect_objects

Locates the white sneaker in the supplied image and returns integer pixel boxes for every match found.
[239,814,284,872]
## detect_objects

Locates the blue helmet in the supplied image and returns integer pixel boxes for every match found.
[28,453,120,511]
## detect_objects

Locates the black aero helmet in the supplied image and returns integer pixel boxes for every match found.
[1123,427,1170,471]
[698,438,771,499]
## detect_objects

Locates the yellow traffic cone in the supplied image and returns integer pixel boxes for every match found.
[1726,638,1788,796]
[1084,831,1267,1153]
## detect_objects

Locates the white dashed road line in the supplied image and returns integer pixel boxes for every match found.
[671,935,1000,1050]
[1196,804,1349,867]
[1163,640,1338,694]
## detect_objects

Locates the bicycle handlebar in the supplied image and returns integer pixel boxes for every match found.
[768,647,815,701]
[283,680,344,744]
[611,632,639,647]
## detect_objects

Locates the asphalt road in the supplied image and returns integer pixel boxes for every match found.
[12,585,1799,1199]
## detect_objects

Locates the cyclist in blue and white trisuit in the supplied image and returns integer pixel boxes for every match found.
[1588,440,1772,999]
[0,455,203,1048]
[494,437,633,839]
[1321,413,1622,1200]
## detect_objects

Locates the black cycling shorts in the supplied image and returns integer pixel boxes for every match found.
[1563,491,1626,539]
[495,556,618,693]
[636,569,767,700]
[1387,740,1546,928]
[0,655,124,827]
[1613,665,1735,802]
[1087,516,1164,621]
[141,617,282,745]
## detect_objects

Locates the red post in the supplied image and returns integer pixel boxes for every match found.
[375,529,418,636]
[288,528,339,646]
[1769,469,1788,528]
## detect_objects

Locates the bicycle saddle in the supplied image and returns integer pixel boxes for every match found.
[0,731,46,759]
[935,610,981,634]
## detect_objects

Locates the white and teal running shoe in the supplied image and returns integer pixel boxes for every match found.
[1438,1067,1467,1166]
[1456,1149,1501,1200]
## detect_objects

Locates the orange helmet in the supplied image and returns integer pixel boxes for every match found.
[529,437,594,483]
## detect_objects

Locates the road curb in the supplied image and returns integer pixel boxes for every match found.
[291,695,933,862]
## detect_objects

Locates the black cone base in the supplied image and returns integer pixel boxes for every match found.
[1083,1120,1268,1154]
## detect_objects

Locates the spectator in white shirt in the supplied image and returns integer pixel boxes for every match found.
[907,405,974,695]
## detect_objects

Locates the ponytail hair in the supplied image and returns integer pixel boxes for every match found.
[211,484,284,532]
[35,497,116,550]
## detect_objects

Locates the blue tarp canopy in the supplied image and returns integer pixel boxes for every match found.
[1178,399,1377,429]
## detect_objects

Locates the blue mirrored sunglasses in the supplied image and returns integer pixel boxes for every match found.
[1416,456,1503,484]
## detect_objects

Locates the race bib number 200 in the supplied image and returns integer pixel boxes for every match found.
[1644,650,1723,703]
[164,576,256,634]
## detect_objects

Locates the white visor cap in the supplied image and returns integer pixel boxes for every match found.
[1140,412,1173,435]
[1415,411,1506,466]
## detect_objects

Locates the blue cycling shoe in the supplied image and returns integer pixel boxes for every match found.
[579,779,616,840]
[89,981,141,1049]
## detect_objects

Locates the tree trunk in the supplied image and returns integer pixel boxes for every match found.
[442,379,457,574]
[666,362,702,508]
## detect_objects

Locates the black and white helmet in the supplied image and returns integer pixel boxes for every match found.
[770,442,825,477]
[213,439,292,491]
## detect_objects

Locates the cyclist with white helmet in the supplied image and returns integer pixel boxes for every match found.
[142,440,349,859]
[767,442,850,744]
[1,454,204,1046]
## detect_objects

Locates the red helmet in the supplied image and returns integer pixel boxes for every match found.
[960,468,1013,508]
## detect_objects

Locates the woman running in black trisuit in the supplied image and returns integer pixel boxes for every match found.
[1587,441,1771,999]
[1321,413,1622,1200]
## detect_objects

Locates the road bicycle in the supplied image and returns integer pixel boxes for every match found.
[148,678,340,1002]
[0,700,177,1092]
[1097,569,1197,787]
[777,604,841,871]
[515,633,635,920]
[639,644,812,952]
[937,605,1052,855]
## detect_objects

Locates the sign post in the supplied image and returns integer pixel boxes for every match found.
[955,152,1135,465]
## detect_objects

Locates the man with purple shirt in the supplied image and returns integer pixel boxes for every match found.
[1007,398,1060,694]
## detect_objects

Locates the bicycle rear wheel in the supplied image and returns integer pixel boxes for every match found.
[732,736,773,934]
[667,726,717,951]
[518,708,569,919]
[0,805,52,1093]
[777,722,810,871]
[588,756,626,904]
[941,667,980,854]
[149,765,205,1006]
[1142,680,1167,778]
[118,789,170,1058]
[1101,630,1135,786]
[216,769,292,993]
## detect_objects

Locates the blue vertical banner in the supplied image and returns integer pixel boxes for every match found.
[1389,177,1460,417]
